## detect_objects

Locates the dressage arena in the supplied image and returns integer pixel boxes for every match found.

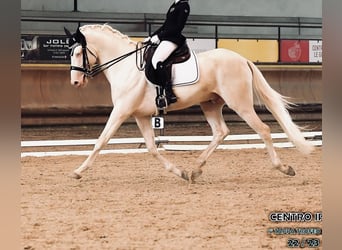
[20,6,322,248]
[21,37,323,250]
[21,120,322,249]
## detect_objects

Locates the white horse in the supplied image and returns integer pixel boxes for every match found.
[64,24,314,182]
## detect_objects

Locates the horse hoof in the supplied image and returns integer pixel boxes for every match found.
[181,170,189,181]
[190,169,203,182]
[275,164,296,177]
[286,166,296,176]
[69,172,82,179]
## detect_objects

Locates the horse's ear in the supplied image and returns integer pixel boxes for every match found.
[75,26,87,47]
[76,26,82,38]
[64,27,72,38]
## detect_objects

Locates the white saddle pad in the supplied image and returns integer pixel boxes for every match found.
[171,50,200,87]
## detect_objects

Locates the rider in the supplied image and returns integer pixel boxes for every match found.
[145,0,190,106]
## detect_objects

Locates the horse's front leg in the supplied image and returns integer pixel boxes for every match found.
[71,107,130,179]
[135,116,189,181]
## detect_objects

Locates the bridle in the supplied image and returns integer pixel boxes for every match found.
[69,42,98,77]
[69,41,150,78]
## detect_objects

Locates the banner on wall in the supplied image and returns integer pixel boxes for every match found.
[186,38,216,54]
[217,39,279,63]
[280,40,322,63]
[280,40,309,63]
[21,35,70,62]
[309,40,322,63]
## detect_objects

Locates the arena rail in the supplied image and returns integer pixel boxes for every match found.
[21,131,322,157]
[21,11,322,36]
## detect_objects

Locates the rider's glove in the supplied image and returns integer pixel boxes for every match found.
[150,35,160,44]
[143,36,151,44]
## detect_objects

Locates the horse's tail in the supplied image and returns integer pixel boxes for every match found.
[247,60,314,155]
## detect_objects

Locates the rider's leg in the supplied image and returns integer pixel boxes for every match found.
[152,41,178,105]
[151,41,177,69]
[156,62,177,104]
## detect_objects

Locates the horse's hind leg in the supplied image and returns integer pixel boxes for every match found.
[191,99,229,181]
[235,107,295,176]
[135,116,189,180]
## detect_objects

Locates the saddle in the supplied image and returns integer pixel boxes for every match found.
[144,42,191,86]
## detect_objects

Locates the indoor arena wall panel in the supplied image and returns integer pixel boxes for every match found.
[21,68,112,112]
[21,65,322,116]
[217,39,279,63]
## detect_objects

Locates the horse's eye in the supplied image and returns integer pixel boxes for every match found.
[69,43,80,57]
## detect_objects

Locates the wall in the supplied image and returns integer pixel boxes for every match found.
[21,0,322,18]
[21,0,74,11]
[21,66,322,112]
[21,0,322,125]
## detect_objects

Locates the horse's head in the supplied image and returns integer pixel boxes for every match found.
[64,26,98,87]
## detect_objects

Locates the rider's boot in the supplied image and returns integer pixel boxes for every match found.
[165,84,177,104]
[156,62,177,106]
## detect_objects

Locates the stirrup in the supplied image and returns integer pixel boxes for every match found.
[155,94,168,110]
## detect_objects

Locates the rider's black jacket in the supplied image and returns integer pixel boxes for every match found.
[151,0,190,46]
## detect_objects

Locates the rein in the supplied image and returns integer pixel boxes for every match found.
[71,41,149,78]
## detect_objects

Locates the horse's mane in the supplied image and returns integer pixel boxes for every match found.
[80,24,137,45]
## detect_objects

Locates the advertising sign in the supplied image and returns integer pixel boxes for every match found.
[280,40,309,63]
[309,40,322,63]
[218,39,278,63]
[21,35,70,62]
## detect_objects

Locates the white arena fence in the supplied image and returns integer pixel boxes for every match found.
[21,131,322,158]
